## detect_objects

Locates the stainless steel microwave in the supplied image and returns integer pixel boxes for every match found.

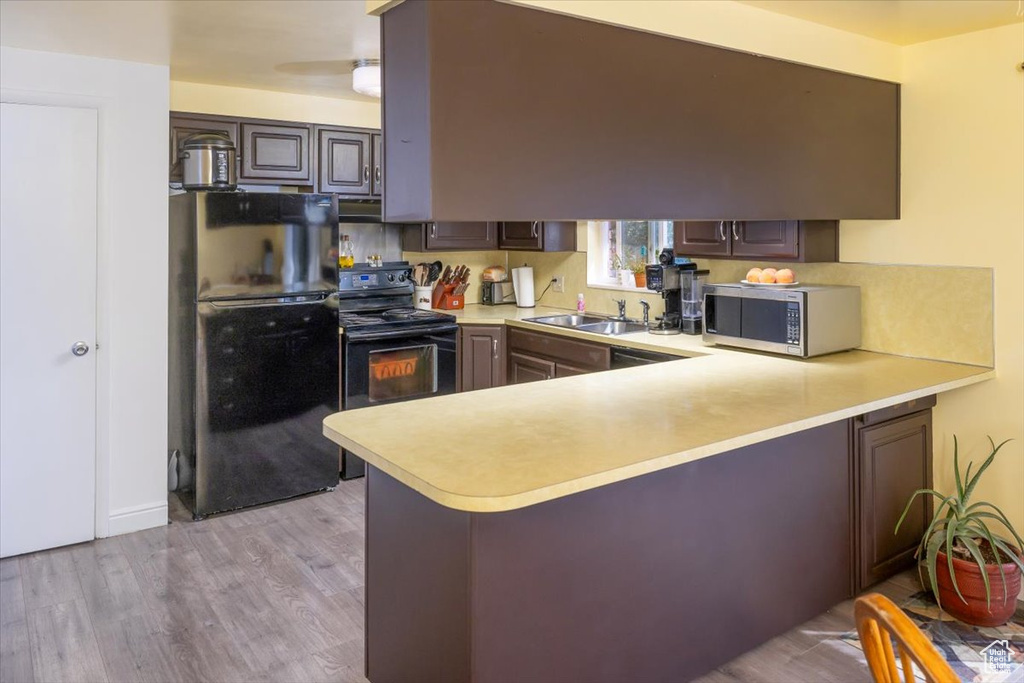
[703,283,861,358]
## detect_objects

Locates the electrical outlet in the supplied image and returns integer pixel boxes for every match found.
[552,275,565,293]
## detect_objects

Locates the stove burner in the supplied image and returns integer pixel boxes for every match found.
[338,307,457,334]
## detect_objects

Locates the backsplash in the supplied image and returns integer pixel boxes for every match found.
[407,246,993,367]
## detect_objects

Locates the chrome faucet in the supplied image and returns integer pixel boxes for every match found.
[639,300,650,326]
[614,298,627,320]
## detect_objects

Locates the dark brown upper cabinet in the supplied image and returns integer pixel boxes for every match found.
[381,0,899,222]
[239,122,313,184]
[171,112,381,195]
[317,127,372,196]
[674,220,838,262]
[372,133,384,197]
[169,113,239,183]
[498,221,577,252]
[402,222,499,251]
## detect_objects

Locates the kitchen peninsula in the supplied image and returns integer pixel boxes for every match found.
[323,314,993,682]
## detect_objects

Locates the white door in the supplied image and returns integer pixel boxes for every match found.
[0,102,98,557]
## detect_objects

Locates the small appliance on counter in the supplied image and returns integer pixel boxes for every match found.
[703,283,861,357]
[645,250,709,335]
[481,265,515,305]
[179,133,237,190]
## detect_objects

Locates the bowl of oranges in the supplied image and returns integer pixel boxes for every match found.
[741,267,798,287]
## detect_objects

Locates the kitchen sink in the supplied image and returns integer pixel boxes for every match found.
[525,314,608,328]
[575,320,649,335]
[524,314,648,336]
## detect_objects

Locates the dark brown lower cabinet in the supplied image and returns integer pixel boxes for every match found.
[854,397,935,593]
[508,352,555,384]
[458,325,506,391]
[506,327,610,383]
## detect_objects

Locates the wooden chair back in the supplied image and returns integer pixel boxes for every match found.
[854,593,958,683]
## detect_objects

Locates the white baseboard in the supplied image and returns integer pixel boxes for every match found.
[107,501,167,536]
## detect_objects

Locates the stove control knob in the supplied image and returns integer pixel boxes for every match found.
[398,273,407,282]
[387,273,395,282]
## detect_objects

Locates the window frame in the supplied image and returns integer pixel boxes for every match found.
[586,220,673,292]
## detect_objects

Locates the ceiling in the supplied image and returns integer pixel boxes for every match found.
[0,0,381,101]
[737,0,1023,45]
[1,0,1020,102]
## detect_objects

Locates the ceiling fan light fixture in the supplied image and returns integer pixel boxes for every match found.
[352,59,381,98]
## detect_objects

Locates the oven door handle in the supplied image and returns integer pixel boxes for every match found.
[344,325,459,342]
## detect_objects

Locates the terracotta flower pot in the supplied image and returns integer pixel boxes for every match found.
[633,272,646,288]
[934,548,1022,626]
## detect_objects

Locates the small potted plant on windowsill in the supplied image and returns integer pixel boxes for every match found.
[629,257,648,288]
[896,436,1023,627]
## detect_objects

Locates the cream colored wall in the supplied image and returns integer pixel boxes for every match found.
[170,81,381,128]
[507,0,901,81]
[841,25,1024,534]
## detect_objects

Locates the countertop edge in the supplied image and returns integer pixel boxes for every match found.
[325,368,995,513]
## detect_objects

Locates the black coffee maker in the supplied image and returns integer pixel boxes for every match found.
[646,250,708,335]
[645,250,684,335]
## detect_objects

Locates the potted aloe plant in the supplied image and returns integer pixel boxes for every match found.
[896,436,1023,626]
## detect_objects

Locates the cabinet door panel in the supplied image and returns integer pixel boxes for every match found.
[508,352,555,384]
[732,221,799,260]
[554,362,589,378]
[425,222,498,250]
[857,411,932,591]
[372,133,384,197]
[674,221,731,257]
[318,128,371,195]
[240,122,312,183]
[499,222,543,250]
[460,325,505,391]
[169,114,238,182]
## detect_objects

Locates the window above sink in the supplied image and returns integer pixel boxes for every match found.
[586,221,673,291]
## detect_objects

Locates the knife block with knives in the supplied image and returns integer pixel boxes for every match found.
[431,264,470,310]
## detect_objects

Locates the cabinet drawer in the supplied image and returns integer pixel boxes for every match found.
[507,328,610,372]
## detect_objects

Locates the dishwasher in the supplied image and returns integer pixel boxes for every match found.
[610,346,685,369]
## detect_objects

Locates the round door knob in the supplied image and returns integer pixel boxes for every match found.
[71,341,90,357]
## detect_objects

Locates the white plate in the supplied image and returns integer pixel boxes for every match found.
[740,280,800,287]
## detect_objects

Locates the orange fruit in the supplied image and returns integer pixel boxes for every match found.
[758,270,777,283]
[776,269,795,283]
[745,267,763,282]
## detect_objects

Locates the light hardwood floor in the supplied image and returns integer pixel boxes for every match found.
[1,480,917,683]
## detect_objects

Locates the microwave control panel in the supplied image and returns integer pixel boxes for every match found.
[786,302,801,344]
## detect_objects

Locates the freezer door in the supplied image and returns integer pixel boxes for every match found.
[194,296,339,516]
[194,192,338,300]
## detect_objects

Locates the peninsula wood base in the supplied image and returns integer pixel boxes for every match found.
[365,421,857,682]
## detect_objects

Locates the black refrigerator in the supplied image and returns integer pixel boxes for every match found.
[168,192,340,518]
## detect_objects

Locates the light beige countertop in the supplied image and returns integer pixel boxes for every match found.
[324,305,994,513]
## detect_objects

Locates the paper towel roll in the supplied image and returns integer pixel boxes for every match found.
[512,266,535,308]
